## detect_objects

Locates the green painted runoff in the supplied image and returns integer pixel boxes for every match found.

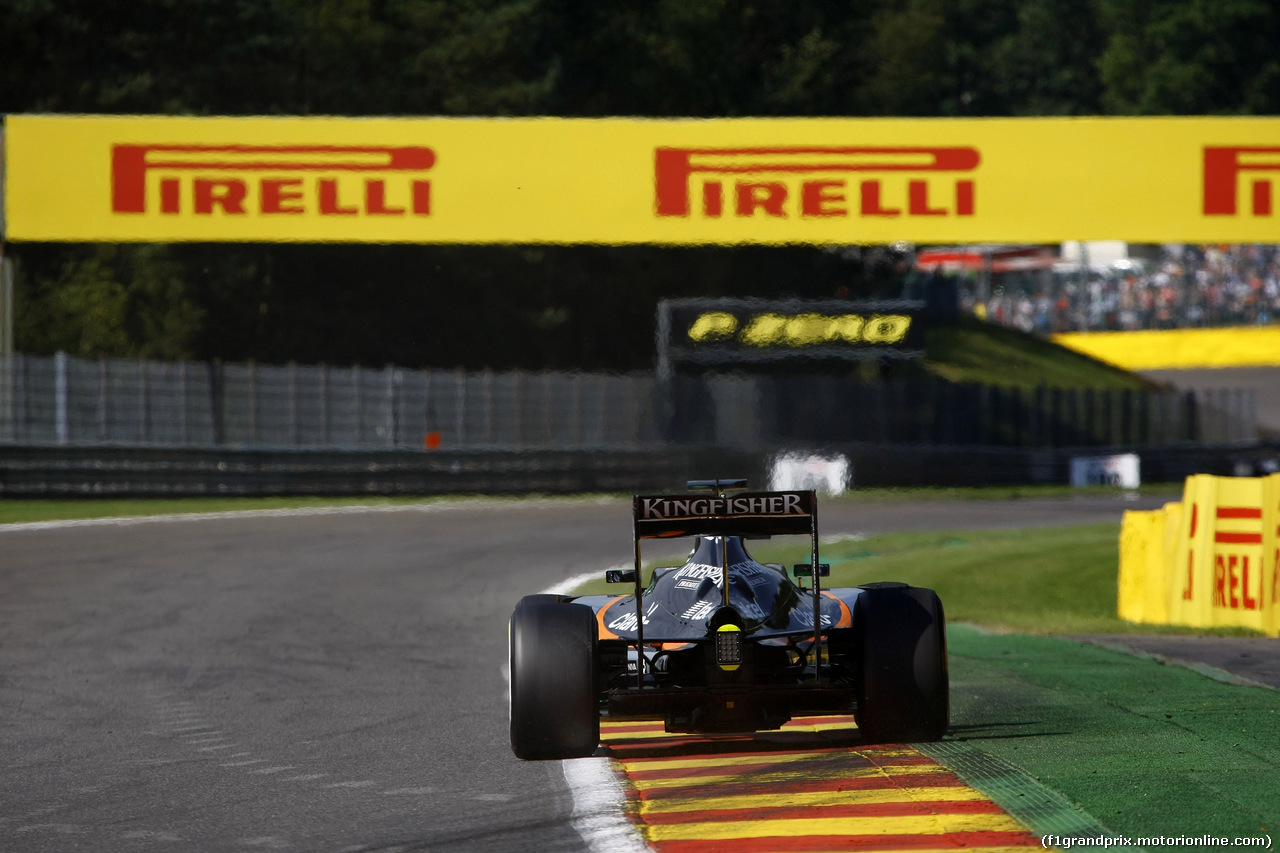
[948,626,1279,847]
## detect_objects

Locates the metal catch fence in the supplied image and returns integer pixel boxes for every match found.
[0,352,1259,452]
[0,353,662,451]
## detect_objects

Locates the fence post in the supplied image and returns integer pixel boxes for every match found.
[55,351,69,445]
[289,362,299,447]
[1207,389,1220,443]
[1234,388,1245,442]
[571,373,583,448]
[512,370,523,449]
[1100,389,1113,446]
[0,353,10,443]
[542,372,554,447]
[993,386,1006,445]
[974,384,986,444]
[1136,389,1149,446]
[248,361,258,446]
[1049,387,1062,447]
[1120,389,1133,445]
[928,377,941,444]
[140,358,151,443]
[320,365,329,447]
[875,382,888,443]
[1081,388,1093,445]
[482,369,494,445]
[454,368,466,448]
[179,360,189,445]
[1246,389,1258,442]
[209,360,224,446]
[422,368,433,448]
[354,366,363,447]
[98,358,108,442]
[937,379,952,445]
[15,352,26,443]
[597,374,609,447]
[962,384,976,444]
[1027,385,1036,446]
[1063,388,1075,445]
[387,365,399,448]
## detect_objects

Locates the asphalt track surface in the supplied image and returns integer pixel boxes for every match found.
[0,492,1208,852]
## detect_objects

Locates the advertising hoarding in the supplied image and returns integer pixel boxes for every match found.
[4,114,1279,244]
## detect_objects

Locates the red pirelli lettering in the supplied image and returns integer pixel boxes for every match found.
[194,179,247,215]
[801,180,846,217]
[1217,506,1262,519]
[1243,555,1259,611]
[1215,554,1230,607]
[1214,554,1261,610]
[1214,532,1262,544]
[261,179,304,215]
[1203,146,1280,216]
[111,144,435,218]
[655,145,980,220]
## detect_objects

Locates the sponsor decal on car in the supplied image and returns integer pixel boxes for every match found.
[671,564,723,586]
[608,601,659,633]
[679,600,717,621]
[638,493,806,521]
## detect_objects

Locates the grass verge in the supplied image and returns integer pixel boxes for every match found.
[923,314,1156,390]
[948,625,1280,844]
[0,483,1183,526]
[573,522,1255,636]
[0,493,624,526]
[0,495,458,525]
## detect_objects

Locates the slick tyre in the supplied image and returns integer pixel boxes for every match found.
[854,583,949,743]
[509,596,599,760]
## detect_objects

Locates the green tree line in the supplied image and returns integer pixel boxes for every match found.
[3,0,1277,369]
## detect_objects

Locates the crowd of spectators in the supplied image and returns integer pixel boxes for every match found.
[961,244,1280,334]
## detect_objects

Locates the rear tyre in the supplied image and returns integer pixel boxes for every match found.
[854,583,949,743]
[509,596,600,760]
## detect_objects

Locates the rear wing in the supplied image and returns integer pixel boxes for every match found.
[619,486,824,689]
[633,491,816,539]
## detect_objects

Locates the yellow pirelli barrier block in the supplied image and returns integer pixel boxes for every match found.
[1261,473,1280,637]
[1118,507,1172,624]
[1168,475,1220,629]
[1166,475,1274,635]
[1158,501,1183,625]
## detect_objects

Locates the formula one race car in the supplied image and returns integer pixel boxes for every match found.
[508,479,948,760]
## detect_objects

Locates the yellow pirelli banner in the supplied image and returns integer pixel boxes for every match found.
[1119,474,1280,636]
[4,114,1280,245]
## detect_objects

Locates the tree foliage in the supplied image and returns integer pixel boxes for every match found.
[2,0,1275,368]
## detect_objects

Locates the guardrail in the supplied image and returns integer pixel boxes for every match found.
[1,442,1274,498]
